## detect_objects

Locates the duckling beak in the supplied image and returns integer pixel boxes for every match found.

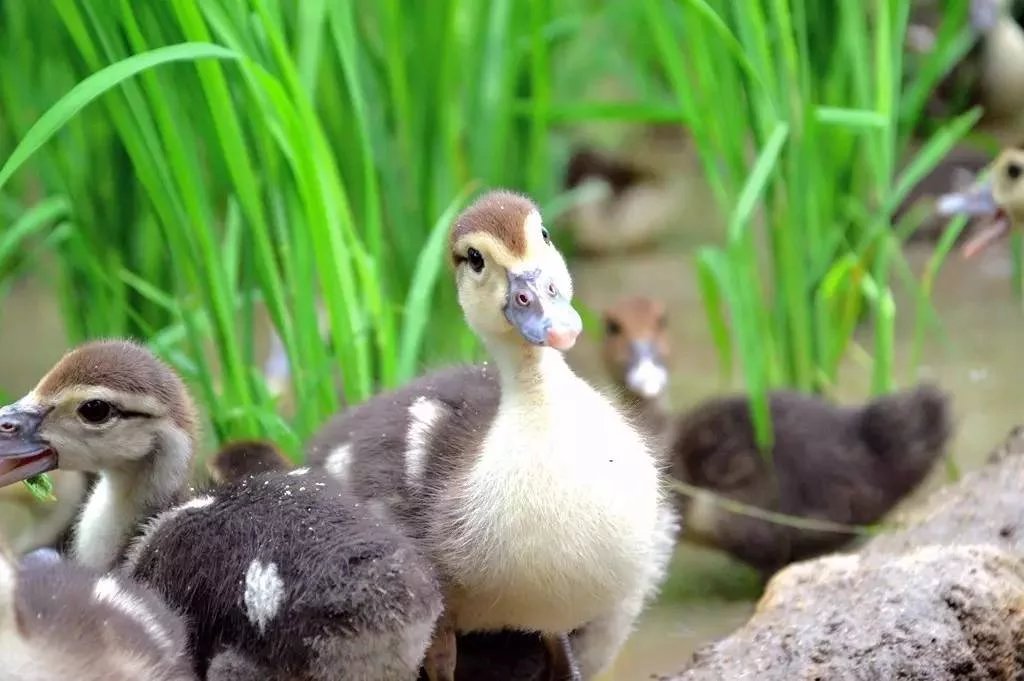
[624,341,668,399]
[936,179,1011,258]
[504,269,583,351]
[0,403,57,487]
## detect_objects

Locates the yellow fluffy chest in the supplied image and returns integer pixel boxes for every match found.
[435,384,661,633]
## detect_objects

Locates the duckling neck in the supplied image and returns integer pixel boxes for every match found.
[486,340,572,402]
[72,429,193,571]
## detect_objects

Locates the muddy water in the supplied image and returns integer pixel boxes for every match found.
[3,187,1024,679]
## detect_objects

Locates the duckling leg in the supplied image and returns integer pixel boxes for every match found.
[423,608,457,681]
[542,633,581,681]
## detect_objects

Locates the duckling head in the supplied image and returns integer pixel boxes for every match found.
[449,189,582,351]
[0,339,197,486]
[938,146,1024,257]
[208,439,291,485]
[601,296,670,400]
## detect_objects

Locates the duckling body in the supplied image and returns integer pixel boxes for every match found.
[672,386,951,576]
[0,339,443,681]
[307,190,675,680]
[0,469,91,555]
[561,147,680,255]
[0,544,195,681]
[600,296,951,578]
[126,469,441,681]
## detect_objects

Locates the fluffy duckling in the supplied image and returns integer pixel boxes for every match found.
[208,440,554,681]
[306,189,678,681]
[937,144,1024,256]
[206,439,293,485]
[910,0,1024,125]
[599,296,953,579]
[600,295,672,442]
[0,339,442,681]
[561,147,681,254]
[0,540,196,681]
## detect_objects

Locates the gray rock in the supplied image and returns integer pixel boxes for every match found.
[661,427,1024,681]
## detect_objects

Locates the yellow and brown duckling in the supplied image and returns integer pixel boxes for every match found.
[0,469,92,556]
[0,540,196,681]
[600,295,954,580]
[0,339,443,681]
[306,189,679,681]
[937,144,1024,256]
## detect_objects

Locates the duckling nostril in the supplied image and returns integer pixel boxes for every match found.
[516,292,531,307]
[546,282,557,297]
[0,421,18,434]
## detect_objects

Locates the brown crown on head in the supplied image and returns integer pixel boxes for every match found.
[604,296,668,336]
[34,339,197,439]
[448,189,538,264]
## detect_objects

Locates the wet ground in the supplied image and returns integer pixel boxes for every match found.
[3,159,1024,680]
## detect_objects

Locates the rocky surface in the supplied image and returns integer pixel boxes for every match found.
[660,427,1024,681]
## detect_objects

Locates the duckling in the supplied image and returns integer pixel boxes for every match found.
[0,339,443,681]
[0,538,196,680]
[599,295,952,579]
[599,295,672,441]
[910,0,1024,126]
[560,147,681,255]
[306,189,678,681]
[936,144,1024,257]
[206,439,293,485]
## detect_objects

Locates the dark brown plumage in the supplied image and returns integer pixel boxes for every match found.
[207,439,293,485]
[670,385,952,578]
[125,469,443,681]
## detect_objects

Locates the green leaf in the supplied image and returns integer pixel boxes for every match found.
[0,42,238,191]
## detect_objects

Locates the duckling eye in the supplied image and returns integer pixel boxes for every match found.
[466,248,485,273]
[1008,162,1022,181]
[77,399,114,425]
[605,318,622,335]
[541,228,551,245]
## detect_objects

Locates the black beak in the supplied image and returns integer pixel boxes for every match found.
[0,403,57,487]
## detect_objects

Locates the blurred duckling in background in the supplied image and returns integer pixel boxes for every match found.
[0,470,91,555]
[561,146,682,255]
[600,295,954,580]
[909,0,1024,126]
[0,541,196,681]
[207,439,293,485]
[937,144,1024,256]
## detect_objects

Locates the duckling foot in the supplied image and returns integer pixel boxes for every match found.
[543,633,582,681]
[423,612,456,681]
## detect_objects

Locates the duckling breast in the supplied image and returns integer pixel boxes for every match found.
[433,380,662,633]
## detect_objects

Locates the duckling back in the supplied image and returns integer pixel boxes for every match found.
[123,469,442,681]
[673,384,952,576]
[0,546,195,681]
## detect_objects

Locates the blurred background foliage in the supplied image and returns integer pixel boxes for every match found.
[0,0,990,457]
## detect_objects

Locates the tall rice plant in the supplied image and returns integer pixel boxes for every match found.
[636,0,979,446]
[0,0,576,457]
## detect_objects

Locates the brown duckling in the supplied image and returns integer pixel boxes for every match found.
[306,189,679,681]
[206,439,293,485]
[0,540,196,681]
[0,339,443,681]
[561,147,682,255]
[600,295,953,579]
